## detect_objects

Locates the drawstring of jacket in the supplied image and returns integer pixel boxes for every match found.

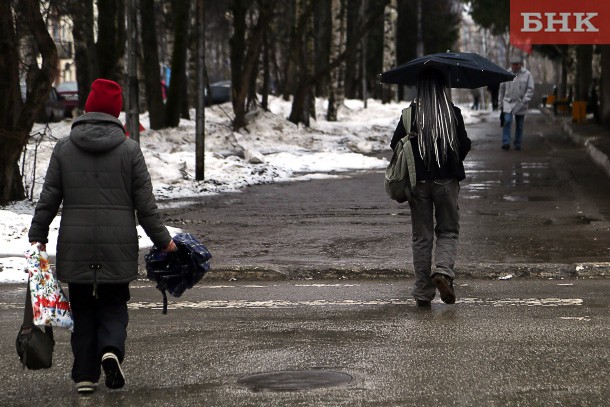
[89,264,101,298]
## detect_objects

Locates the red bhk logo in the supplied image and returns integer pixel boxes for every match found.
[511,0,610,45]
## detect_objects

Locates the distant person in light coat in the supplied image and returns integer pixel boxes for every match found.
[499,56,534,151]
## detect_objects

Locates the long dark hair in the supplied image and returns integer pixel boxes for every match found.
[415,69,459,168]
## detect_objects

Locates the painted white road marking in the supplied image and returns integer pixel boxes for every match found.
[124,297,583,310]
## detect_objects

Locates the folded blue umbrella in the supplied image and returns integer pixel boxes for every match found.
[144,233,212,314]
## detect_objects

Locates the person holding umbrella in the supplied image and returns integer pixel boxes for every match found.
[382,51,514,307]
[389,69,471,307]
[29,78,177,394]
[499,56,534,150]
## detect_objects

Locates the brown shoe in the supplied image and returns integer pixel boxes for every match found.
[432,274,456,304]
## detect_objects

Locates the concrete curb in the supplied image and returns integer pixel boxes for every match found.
[544,108,610,178]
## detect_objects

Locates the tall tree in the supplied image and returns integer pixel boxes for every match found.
[535,44,569,98]
[288,0,388,125]
[601,46,610,127]
[261,29,271,110]
[304,0,316,124]
[465,0,509,35]
[396,0,461,66]
[381,0,397,104]
[313,0,332,97]
[69,0,98,110]
[96,0,126,82]
[196,0,206,180]
[575,45,593,101]
[229,0,274,130]
[326,0,347,121]
[282,0,299,100]
[0,0,58,204]
[166,0,190,127]
[140,0,166,129]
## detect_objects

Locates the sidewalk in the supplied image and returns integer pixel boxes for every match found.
[545,107,610,179]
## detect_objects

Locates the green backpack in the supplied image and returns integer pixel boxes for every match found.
[384,106,417,203]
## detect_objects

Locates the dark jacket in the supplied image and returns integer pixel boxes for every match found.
[390,104,471,181]
[29,112,171,284]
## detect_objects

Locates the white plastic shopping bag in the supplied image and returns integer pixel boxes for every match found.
[25,246,74,331]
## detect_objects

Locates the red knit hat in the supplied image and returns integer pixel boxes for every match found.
[85,79,123,118]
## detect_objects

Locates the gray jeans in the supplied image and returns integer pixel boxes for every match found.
[408,178,460,301]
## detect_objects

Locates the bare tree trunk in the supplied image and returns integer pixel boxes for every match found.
[70,0,98,110]
[230,0,273,131]
[360,0,367,107]
[140,0,166,129]
[230,0,249,129]
[381,0,397,104]
[97,0,126,83]
[288,0,387,125]
[327,0,347,121]
[246,48,260,111]
[305,1,316,123]
[126,0,140,142]
[601,46,610,126]
[196,0,206,180]
[166,0,190,127]
[0,0,58,204]
[282,0,320,102]
[576,45,593,101]
[261,30,270,110]
[286,0,321,125]
[282,0,299,101]
[560,49,569,99]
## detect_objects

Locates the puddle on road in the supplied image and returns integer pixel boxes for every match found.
[502,195,553,202]
[503,195,529,202]
[465,180,501,191]
[237,370,353,392]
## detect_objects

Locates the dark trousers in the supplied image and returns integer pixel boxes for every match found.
[68,283,130,383]
[408,179,460,301]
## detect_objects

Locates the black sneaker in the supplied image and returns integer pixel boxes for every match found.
[501,144,510,150]
[415,299,432,308]
[432,274,456,304]
[101,352,125,389]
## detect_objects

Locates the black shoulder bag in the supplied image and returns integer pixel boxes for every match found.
[15,281,55,370]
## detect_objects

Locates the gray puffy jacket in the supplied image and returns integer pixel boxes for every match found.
[29,112,171,285]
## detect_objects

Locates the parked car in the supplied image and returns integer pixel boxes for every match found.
[20,82,65,123]
[205,80,231,105]
[56,81,79,117]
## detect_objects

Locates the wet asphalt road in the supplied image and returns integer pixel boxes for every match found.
[2,109,610,405]
[0,279,609,406]
[156,109,610,280]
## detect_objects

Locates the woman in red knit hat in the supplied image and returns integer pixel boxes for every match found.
[29,78,177,394]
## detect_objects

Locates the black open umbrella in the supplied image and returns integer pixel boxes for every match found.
[380,51,515,89]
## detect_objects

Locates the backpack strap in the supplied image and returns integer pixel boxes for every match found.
[400,106,417,191]
[401,106,413,137]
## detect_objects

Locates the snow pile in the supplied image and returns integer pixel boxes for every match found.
[0,96,483,283]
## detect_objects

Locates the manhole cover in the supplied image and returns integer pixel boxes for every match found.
[237,369,353,392]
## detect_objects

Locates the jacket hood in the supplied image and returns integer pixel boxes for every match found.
[70,112,127,153]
